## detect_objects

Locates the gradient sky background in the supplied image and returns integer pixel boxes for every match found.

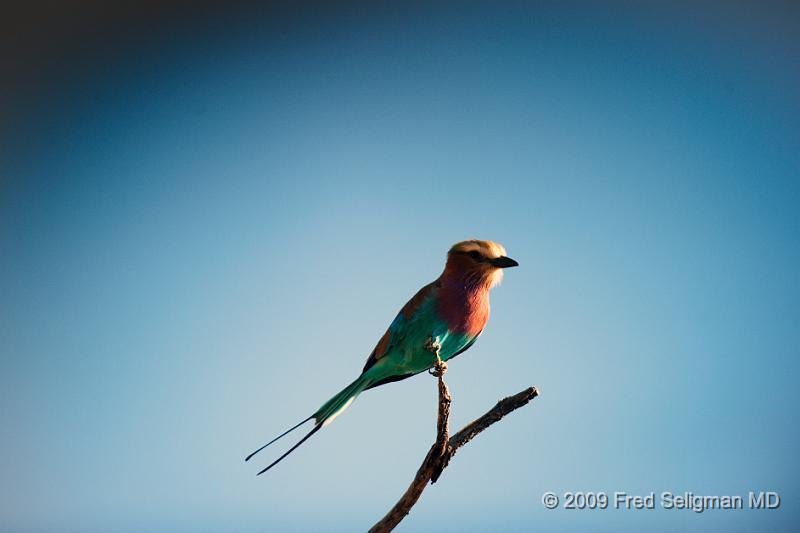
[2,1,799,531]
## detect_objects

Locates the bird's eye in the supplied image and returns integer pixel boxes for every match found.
[468,251,483,261]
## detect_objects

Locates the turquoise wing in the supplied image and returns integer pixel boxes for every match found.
[362,281,438,373]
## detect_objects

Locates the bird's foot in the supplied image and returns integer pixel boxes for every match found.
[425,336,447,376]
[428,359,448,377]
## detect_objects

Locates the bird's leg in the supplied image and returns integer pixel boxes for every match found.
[425,336,447,377]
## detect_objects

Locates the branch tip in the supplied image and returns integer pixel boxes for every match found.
[368,376,539,533]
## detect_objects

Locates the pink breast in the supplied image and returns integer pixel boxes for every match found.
[437,288,490,336]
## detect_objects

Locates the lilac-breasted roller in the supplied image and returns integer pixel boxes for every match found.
[245,240,518,474]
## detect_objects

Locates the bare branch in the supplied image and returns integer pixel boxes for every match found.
[368,359,538,533]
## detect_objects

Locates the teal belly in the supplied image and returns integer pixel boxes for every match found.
[388,329,474,376]
[364,298,478,382]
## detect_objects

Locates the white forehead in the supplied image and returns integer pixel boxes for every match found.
[449,240,506,258]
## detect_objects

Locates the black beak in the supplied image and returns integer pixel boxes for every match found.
[490,256,519,268]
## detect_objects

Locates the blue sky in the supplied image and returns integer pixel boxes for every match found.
[2,1,798,531]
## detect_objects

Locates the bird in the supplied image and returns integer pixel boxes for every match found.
[245,239,518,475]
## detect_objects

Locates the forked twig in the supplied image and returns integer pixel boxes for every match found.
[368,341,538,532]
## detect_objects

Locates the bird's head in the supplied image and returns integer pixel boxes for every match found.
[444,239,518,289]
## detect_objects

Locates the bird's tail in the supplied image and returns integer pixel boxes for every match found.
[245,374,371,475]
[313,374,371,427]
